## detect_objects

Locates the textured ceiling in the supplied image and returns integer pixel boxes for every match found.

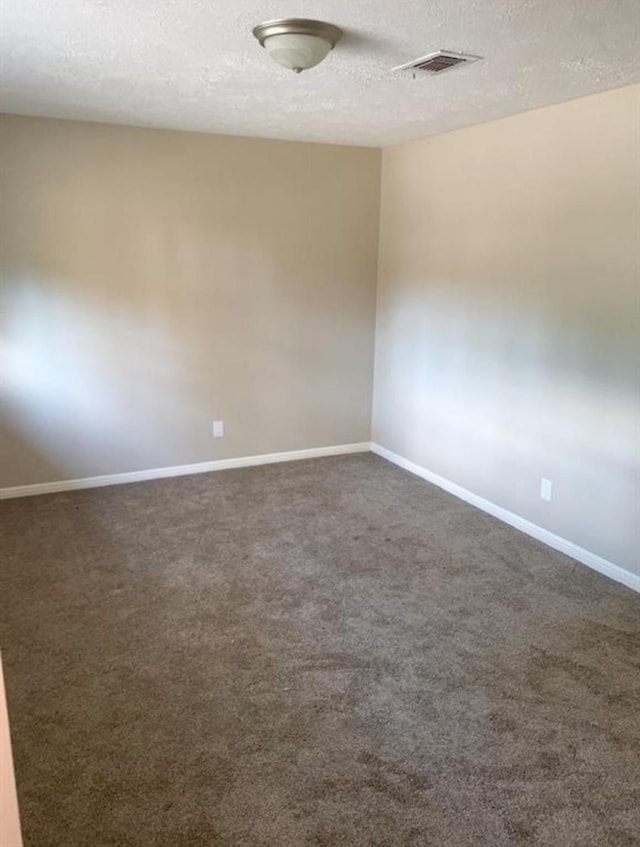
[2,0,640,146]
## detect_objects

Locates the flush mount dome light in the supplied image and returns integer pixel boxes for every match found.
[252,18,343,73]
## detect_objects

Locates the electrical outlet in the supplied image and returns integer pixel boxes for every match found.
[212,420,224,438]
[540,478,552,501]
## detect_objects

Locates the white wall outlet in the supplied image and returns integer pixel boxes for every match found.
[212,420,224,438]
[540,478,553,501]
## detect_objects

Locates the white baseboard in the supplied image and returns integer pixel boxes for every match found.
[0,442,371,501]
[371,443,639,594]
[3,440,637,593]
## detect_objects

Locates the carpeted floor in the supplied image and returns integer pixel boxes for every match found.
[1,453,639,847]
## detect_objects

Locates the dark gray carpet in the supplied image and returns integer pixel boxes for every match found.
[1,453,639,847]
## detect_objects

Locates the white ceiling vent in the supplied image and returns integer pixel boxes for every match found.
[392,50,481,75]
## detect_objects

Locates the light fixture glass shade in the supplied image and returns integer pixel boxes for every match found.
[263,33,332,72]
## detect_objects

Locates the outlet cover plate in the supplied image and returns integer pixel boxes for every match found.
[540,478,553,501]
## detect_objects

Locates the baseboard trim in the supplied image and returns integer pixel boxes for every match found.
[3,441,637,593]
[0,442,371,501]
[371,443,639,593]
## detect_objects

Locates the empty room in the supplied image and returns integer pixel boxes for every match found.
[1,1,639,845]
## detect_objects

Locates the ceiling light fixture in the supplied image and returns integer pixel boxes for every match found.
[252,18,343,74]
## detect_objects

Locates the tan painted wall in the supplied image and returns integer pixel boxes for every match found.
[0,654,22,847]
[0,116,381,486]
[373,85,640,575]
[2,89,638,575]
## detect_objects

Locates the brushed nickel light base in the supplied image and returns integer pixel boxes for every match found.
[253,18,342,48]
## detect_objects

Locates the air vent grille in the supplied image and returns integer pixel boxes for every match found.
[393,50,481,75]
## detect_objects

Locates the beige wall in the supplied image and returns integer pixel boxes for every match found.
[2,89,638,575]
[0,116,381,486]
[373,85,640,575]
[0,654,22,847]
